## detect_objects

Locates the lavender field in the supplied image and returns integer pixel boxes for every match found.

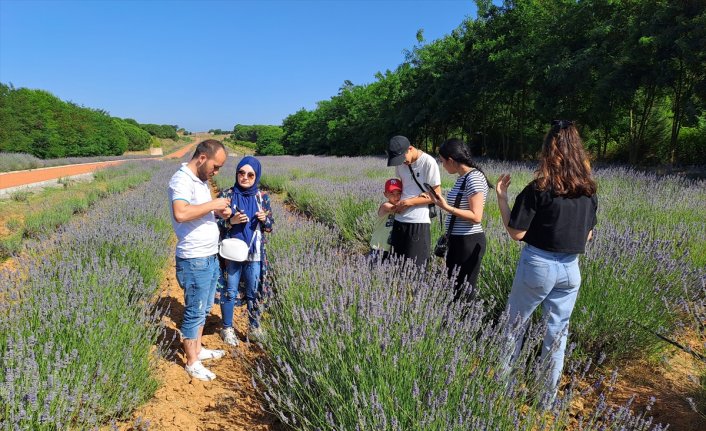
[1,155,704,429]
[223,155,705,429]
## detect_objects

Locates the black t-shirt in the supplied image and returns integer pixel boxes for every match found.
[509,182,598,254]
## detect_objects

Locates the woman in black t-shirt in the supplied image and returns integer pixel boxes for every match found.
[495,120,598,406]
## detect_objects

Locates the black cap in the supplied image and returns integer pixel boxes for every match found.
[387,135,410,166]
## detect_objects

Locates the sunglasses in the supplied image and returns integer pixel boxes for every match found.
[237,170,256,179]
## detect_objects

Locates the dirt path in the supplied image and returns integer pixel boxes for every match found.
[164,142,196,160]
[109,264,282,431]
[0,160,132,189]
[108,174,282,431]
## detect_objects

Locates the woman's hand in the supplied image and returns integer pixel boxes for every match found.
[255,210,267,222]
[495,174,511,201]
[230,211,249,224]
[426,192,449,210]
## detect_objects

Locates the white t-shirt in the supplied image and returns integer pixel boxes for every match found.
[394,151,441,224]
[168,164,220,258]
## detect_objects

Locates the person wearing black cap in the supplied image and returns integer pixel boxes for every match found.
[386,135,441,266]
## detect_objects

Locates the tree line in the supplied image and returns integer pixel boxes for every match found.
[0,83,178,158]
[279,0,706,165]
[228,124,285,155]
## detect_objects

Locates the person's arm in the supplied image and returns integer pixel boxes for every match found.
[587,194,597,242]
[378,202,395,217]
[399,161,440,211]
[447,192,485,223]
[495,174,527,241]
[173,197,230,223]
[395,194,433,212]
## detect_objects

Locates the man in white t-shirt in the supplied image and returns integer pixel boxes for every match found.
[168,139,232,381]
[386,135,441,266]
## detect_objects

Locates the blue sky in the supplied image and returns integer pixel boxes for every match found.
[0,0,478,132]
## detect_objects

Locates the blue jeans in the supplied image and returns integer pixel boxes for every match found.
[222,260,262,329]
[175,255,220,340]
[506,245,581,399]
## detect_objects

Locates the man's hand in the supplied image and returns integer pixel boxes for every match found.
[215,206,233,219]
[211,197,231,211]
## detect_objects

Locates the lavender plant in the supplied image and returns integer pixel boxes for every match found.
[0,163,175,428]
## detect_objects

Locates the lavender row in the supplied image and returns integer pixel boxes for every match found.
[0,162,176,429]
[1,162,154,259]
[254,199,667,430]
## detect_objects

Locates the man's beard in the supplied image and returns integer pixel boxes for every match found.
[196,162,209,181]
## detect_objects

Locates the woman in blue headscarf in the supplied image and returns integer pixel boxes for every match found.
[216,156,274,344]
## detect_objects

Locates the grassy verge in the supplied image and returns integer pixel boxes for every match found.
[0,162,155,259]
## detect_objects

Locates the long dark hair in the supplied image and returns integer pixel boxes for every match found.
[439,138,492,187]
[536,121,597,197]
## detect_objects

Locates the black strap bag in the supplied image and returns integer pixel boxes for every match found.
[408,164,438,219]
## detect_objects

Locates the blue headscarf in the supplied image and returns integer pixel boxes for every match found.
[228,156,262,253]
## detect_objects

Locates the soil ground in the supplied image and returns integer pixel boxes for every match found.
[106,265,282,431]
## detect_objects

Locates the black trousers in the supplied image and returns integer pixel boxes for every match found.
[446,232,486,299]
[390,220,431,267]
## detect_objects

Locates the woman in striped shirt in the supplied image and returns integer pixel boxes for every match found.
[429,138,490,300]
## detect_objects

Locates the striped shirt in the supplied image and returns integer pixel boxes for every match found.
[444,170,489,235]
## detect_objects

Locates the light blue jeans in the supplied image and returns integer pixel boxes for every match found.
[223,260,262,329]
[175,255,220,340]
[506,245,581,399]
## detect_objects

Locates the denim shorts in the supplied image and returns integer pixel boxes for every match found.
[175,254,219,339]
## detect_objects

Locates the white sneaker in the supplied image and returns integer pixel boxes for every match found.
[220,327,239,346]
[198,348,226,361]
[185,361,216,381]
